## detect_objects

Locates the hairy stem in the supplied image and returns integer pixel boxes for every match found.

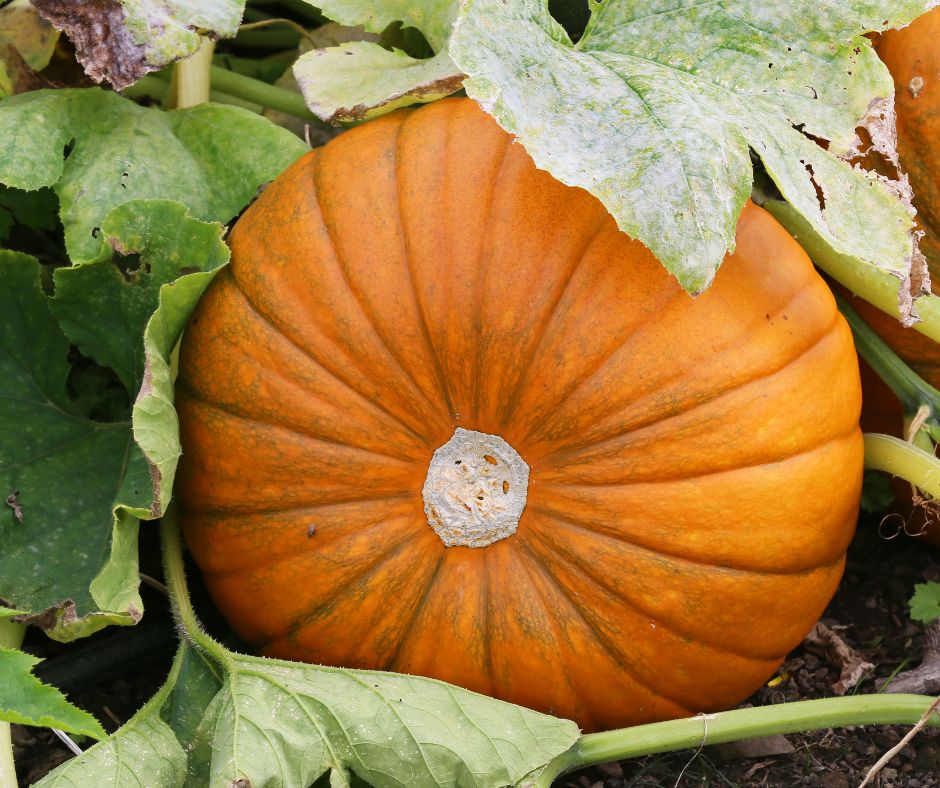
[0,617,26,788]
[209,65,322,123]
[533,695,940,787]
[764,200,940,344]
[863,434,940,498]
[160,507,230,666]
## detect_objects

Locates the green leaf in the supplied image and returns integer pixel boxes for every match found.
[0,647,105,739]
[295,42,463,124]
[0,608,28,618]
[0,250,144,638]
[0,201,229,636]
[204,653,579,787]
[294,0,462,123]
[32,0,245,90]
[51,200,229,398]
[0,87,306,263]
[910,582,940,624]
[35,644,218,788]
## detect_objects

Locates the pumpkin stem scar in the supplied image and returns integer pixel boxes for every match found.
[422,428,529,548]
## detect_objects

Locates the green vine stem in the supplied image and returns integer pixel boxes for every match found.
[863,434,940,498]
[209,66,322,123]
[763,199,940,344]
[836,293,940,443]
[0,617,25,787]
[160,507,231,667]
[533,695,940,786]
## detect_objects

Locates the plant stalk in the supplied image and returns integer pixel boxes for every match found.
[173,37,216,109]
[160,506,230,666]
[863,434,940,498]
[763,199,940,344]
[532,695,940,786]
[0,617,26,788]
[209,65,322,123]
[836,294,940,441]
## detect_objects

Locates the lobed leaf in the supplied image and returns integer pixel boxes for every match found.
[910,582,940,624]
[0,647,105,739]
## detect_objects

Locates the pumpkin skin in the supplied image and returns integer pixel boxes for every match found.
[175,98,863,731]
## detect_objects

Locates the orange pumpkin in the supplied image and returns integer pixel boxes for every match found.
[175,98,862,730]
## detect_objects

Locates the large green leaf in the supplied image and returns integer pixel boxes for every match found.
[0,203,228,638]
[301,0,932,296]
[0,250,145,638]
[203,654,580,788]
[0,647,105,739]
[32,0,245,89]
[0,87,306,262]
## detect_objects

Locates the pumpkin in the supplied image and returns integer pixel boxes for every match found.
[175,97,863,730]
[849,8,940,536]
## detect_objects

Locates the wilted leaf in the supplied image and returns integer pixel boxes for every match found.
[33,0,245,90]
[0,647,105,739]
[0,0,60,71]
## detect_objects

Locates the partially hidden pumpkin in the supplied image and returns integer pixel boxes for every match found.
[848,9,940,537]
[175,97,863,730]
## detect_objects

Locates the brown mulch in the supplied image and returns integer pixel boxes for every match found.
[11,515,940,786]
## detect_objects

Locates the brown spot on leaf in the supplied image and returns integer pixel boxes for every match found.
[5,490,23,523]
[0,43,47,94]
[32,0,151,90]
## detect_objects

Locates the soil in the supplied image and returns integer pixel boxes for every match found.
[11,512,940,787]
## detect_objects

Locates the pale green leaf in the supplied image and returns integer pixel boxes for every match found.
[205,653,579,788]
[0,87,306,262]
[33,0,244,89]
[295,43,461,123]
[449,0,929,293]
[307,0,932,293]
[294,0,462,123]
[0,647,105,738]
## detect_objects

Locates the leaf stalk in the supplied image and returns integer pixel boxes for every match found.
[0,617,25,788]
[531,695,940,786]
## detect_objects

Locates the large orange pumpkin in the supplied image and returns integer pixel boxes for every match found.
[175,98,863,730]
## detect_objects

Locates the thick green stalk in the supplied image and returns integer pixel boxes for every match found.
[0,618,26,787]
[532,695,940,786]
[174,37,215,109]
[160,507,230,666]
[764,199,940,344]
[863,434,940,498]
[209,66,322,123]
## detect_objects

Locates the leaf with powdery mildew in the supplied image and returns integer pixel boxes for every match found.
[32,0,244,89]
